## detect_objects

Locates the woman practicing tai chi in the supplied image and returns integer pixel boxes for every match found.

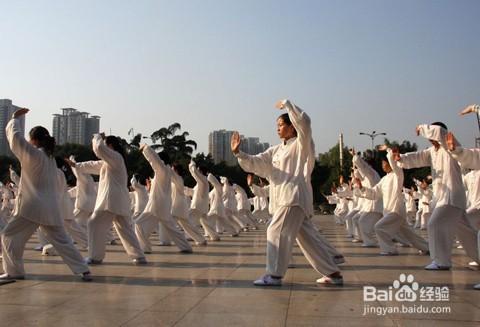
[0,108,92,281]
[231,99,343,286]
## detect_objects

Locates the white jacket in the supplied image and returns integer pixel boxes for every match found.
[141,145,172,218]
[207,174,225,217]
[189,161,209,214]
[70,159,97,214]
[221,177,237,212]
[171,169,189,219]
[352,154,383,213]
[131,176,148,216]
[234,184,250,211]
[400,124,466,210]
[75,134,131,217]
[236,100,315,216]
[6,118,63,226]
[357,149,405,216]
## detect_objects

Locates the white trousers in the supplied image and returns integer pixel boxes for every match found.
[239,209,258,227]
[64,218,88,249]
[135,212,191,252]
[191,209,219,241]
[2,216,88,276]
[213,213,239,235]
[375,212,428,253]
[358,212,382,246]
[266,206,339,277]
[427,205,477,266]
[345,210,360,237]
[173,215,206,244]
[157,223,172,244]
[88,210,144,261]
[351,211,363,239]
[466,208,480,231]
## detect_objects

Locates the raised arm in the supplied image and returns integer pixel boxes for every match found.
[92,134,123,169]
[6,111,41,164]
[207,173,222,192]
[352,154,380,185]
[74,160,103,176]
[398,149,431,169]
[235,147,274,179]
[141,144,168,174]
[451,147,480,170]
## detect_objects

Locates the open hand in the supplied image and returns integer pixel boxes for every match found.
[446,132,457,151]
[13,108,29,119]
[460,104,479,116]
[231,131,241,154]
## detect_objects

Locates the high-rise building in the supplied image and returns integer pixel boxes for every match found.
[208,130,270,166]
[0,99,25,156]
[52,108,100,145]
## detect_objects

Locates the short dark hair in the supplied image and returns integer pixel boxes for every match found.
[29,126,55,156]
[431,121,448,131]
[277,113,297,136]
[158,151,171,165]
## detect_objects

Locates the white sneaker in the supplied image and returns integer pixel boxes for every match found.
[468,261,479,267]
[474,283,480,290]
[316,275,343,285]
[42,244,58,256]
[425,262,450,271]
[253,275,282,286]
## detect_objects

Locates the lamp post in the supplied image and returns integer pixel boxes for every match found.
[359,130,387,151]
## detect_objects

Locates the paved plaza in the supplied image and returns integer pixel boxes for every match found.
[0,215,479,326]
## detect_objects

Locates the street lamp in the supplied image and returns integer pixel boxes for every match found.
[359,130,387,151]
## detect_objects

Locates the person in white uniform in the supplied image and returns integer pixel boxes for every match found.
[231,99,343,286]
[351,151,383,247]
[130,175,149,221]
[0,108,91,281]
[171,164,206,246]
[355,146,428,255]
[189,161,220,241]
[207,173,239,236]
[134,144,192,253]
[396,122,477,269]
[66,134,146,265]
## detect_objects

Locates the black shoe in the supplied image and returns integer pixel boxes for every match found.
[85,257,103,265]
[0,273,24,280]
[133,257,148,265]
[179,249,193,254]
[81,272,93,282]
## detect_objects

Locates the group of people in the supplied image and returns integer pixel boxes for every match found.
[1,101,479,290]
[328,104,480,289]
[0,108,271,282]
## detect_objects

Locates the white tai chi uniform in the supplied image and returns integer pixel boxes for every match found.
[1,118,89,277]
[352,154,383,246]
[171,168,206,245]
[134,145,191,252]
[75,134,145,262]
[357,149,428,254]
[234,184,258,228]
[131,176,149,220]
[207,174,238,236]
[222,177,246,231]
[235,100,340,278]
[189,161,219,241]
[404,189,417,225]
[399,124,477,266]
[463,170,480,230]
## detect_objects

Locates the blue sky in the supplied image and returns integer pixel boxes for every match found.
[1,0,479,154]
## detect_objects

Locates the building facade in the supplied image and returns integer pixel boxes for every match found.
[52,108,100,145]
[208,130,270,166]
[0,99,25,156]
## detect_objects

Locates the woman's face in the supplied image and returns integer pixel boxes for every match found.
[277,118,295,140]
